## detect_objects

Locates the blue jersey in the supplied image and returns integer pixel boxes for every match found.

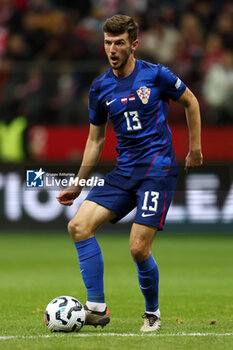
[89,59,186,177]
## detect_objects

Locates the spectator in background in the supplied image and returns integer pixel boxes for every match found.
[203,49,233,124]
[0,27,8,60]
[121,0,149,18]
[0,33,27,121]
[215,12,233,50]
[14,64,47,124]
[137,11,180,65]
[174,13,203,83]
[20,12,47,59]
[47,62,88,124]
[190,0,216,38]
[201,33,224,74]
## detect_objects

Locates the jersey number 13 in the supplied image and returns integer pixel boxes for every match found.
[124,111,142,131]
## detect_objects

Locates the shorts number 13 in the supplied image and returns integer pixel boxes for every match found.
[142,191,160,212]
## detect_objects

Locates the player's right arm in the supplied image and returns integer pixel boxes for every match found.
[177,87,203,173]
[56,123,107,206]
[159,65,203,173]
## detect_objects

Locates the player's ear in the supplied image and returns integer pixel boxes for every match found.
[131,39,139,53]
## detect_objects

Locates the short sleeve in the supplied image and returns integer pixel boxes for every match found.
[89,83,108,125]
[159,65,186,101]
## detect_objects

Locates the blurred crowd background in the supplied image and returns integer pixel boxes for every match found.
[0,0,232,128]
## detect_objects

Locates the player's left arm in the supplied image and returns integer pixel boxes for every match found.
[177,87,203,173]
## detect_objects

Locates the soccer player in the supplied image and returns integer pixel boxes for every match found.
[56,14,203,332]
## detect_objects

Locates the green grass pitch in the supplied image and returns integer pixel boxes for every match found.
[0,231,233,350]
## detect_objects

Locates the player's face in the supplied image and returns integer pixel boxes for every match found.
[104,32,137,71]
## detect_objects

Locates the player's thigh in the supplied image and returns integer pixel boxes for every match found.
[129,223,157,262]
[68,200,116,241]
[86,175,137,223]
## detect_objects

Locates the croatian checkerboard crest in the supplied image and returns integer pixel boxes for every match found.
[136,86,151,104]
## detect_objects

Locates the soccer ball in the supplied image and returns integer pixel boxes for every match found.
[45,296,86,332]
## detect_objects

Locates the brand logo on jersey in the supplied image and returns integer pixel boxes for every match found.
[137,86,151,104]
[106,99,116,106]
[141,212,155,217]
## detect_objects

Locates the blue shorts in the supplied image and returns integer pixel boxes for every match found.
[86,172,177,230]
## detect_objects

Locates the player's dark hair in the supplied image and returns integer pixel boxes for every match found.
[103,14,139,43]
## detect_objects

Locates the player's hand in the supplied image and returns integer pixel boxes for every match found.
[56,186,81,206]
[185,149,203,174]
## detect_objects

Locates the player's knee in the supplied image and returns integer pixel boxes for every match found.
[130,243,150,262]
[67,218,93,242]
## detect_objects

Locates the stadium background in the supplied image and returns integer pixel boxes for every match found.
[0,0,232,233]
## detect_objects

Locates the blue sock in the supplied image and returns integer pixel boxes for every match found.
[136,255,159,312]
[74,237,105,303]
